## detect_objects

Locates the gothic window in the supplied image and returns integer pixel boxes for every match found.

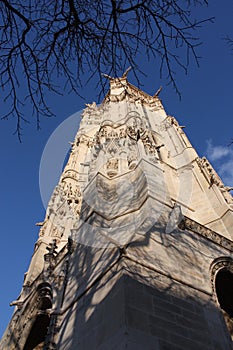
[23,314,50,350]
[215,268,233,339]
[23,283,53,349]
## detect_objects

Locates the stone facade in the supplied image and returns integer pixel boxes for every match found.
[1,76,233,349]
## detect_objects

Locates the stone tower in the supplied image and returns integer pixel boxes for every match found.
[1,76,233,350]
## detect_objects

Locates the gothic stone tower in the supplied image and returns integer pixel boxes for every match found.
[1,76,233,350]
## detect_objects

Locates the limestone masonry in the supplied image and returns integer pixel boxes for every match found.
[1,76,233,349]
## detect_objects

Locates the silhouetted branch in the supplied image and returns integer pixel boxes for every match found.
[225,36,233,51]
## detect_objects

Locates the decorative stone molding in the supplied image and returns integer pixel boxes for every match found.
[179,217,233,251]
[62,169,79,182]
[106,158,119,178]
[210,257,233,284]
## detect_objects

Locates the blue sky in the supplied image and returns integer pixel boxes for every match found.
[0,2,233,337]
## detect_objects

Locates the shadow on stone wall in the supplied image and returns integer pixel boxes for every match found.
[57,272,232,350]
[2,219,232,350]
[54,229,232,350]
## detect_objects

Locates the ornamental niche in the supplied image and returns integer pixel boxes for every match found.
[87,114,160,180]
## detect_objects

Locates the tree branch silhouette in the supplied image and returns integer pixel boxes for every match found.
[0,0,213,139]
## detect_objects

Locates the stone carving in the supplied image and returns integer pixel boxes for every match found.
[51,225,65,239]
[80,102,109,125]
[127,152,137,169]
[159,118,173,131]
[46,185,63,217]
[62,169,79,181]
[197,157,233,206]
[160,115,188,148]
[87,115,161,179]
[79,134,91,146]
[41,180,83,239]
[43,240,58,279]
[197,157,219,185]
[106,158,119,178]
[160,115,183,131]
[45,240,58,258]
[81,102,100,122]
[39,220,48,237]
[218,185,233,206]
[62,182,82,215]
[98,125,127,140]
[179,217,233,251]
[126,115,146,140]
[106,140,119,156]
[168,116,179,127]
[141,132,158,156]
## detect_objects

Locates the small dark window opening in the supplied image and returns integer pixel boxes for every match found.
[216,269,233,339]
[23,314,50,350]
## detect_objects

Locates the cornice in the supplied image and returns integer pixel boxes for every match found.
[179,217,233,252]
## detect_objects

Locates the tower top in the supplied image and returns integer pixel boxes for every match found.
[103,72,162,108]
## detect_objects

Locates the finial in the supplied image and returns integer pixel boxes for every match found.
[153,86,162,97]
[102,67,131,80]
[102,73,113,80]
[122,66,131,78]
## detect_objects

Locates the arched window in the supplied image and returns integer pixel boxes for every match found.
[23,314,50,350]
[215,267,233,339]
[23,282,53,349]
[216,269,233,317]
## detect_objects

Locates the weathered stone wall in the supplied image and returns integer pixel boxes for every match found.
[56,271,232,350]
[53,218,233,350]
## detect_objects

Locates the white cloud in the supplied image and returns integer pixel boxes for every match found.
[206,140,233,187]
[206,140,231,161]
